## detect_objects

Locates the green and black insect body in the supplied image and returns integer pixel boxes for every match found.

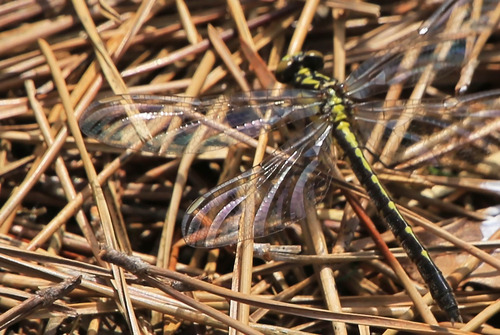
[276,50,460,322]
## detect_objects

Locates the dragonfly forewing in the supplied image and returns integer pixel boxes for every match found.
[79,90,326,156]
[342,0,497,101]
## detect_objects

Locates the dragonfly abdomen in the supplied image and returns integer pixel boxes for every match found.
[333,118,460,322]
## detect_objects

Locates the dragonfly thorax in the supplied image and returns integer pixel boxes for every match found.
[276,51,348,122]
[276,51,338,89]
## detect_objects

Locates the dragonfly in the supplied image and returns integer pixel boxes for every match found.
[80,1,500,323]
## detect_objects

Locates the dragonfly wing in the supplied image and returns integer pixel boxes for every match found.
[395,91,500,170]
[351,90,500,170]
[342,0,497,100]
[182,121,334,248]
[344,35,466,100]
[79,90,325,155]
[79,95,204,155]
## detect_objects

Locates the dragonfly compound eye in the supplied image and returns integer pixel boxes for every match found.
[301,50,324,72]
[276,55,300,84]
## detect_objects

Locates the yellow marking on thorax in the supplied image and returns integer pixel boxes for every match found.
[315,73,332,82]
[299,78,321,89]
[332,103,345,116]
[331,95,343,105]
[334,109,348,122]
[296,68,321,89]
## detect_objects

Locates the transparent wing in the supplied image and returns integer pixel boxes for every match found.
[351,89,500,170]
[79,90,325,155]
[182,121,334,248]
[343,0,496,100]
[344,37,465,100]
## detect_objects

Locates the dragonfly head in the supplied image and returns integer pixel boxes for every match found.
[276,51,336,90]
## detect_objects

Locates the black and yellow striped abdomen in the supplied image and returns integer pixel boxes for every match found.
[332,115,458,320]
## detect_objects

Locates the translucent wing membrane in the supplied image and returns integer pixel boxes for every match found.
[343,0,498,100]
[344,38,466,100]
[79,90,325,155]
[352,90,500,170]
[182,121,335,247]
